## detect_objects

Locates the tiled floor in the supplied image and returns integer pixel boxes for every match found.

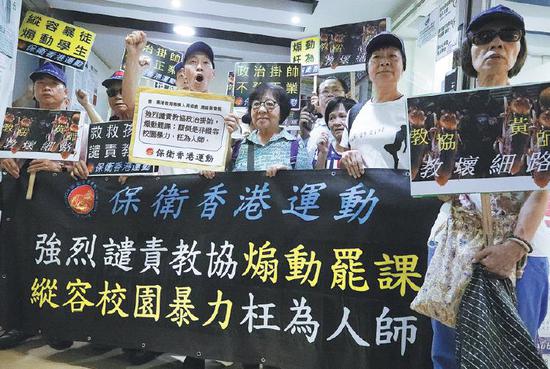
[0,336,238,369]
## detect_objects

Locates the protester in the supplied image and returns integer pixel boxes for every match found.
[300,77,348,158]
[314,96,356,169]
[427,6,549,368]
[339,32,408,177]
[71,70,135,181]
[0,62,74,350]
[203,83,311,182]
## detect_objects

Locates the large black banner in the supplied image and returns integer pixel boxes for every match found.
[0,170,439,369]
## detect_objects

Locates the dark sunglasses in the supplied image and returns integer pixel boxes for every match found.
[106,87,122,97]
[468,28,523,46]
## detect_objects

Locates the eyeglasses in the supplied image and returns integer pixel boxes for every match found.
[106,87,122,97]
[251,99,278,111]
[468,28,523,46]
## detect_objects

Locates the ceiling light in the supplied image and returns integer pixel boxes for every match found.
[171,0,181,7]
[174,25,195,37]
[291,16,300,24]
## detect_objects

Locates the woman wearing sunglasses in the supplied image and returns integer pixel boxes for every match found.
[427,5,549,369]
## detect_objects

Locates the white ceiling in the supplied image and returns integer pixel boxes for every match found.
[36,0,411,69]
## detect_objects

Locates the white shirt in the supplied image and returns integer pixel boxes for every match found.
[341,96,409,169]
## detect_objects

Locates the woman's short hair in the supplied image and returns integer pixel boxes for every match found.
[243,83,291,124]
[461,34,527,78]
[324,97,357,124]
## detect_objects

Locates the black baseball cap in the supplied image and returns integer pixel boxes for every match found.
[467,4,525,33]
[179,41,215,70]
[365,32,406,71]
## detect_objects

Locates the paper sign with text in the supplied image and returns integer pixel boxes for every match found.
[130,88,233,171]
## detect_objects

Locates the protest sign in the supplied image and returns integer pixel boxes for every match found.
[130,88,233,171]
[417,8,438,47]
[18,11,95,70]
[408,82,550,196]
[0,169,439,369]
[0,0,21,125]
[226,71,235,96]
[86,120,157,176]
[121,41,182,87]
[319,18,388,75]
[233,62,301,109]
[291,36,320,76]
[0,107,82,161]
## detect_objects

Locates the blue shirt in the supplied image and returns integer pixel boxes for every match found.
[232,129,312,172]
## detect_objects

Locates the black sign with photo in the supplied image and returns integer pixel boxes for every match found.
[319,18,387,74]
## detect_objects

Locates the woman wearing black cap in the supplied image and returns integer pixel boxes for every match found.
[425,5,549,369]
[339,32,409,178]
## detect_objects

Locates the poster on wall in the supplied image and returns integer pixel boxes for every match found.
[130,87,233,171]
[0,0,21,127]
[233,62,301,109]
[18,11,96,70]
[0,107,82,161]
[291,36,320,76]
[121,41,182,87]
[407,82,550,196]
[435,0,458,61]
[417,8,438,47]
[319,18,389,75]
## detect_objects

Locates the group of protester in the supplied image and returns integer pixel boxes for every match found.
[0,4,549,369]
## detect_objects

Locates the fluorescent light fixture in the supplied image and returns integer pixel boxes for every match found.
[291,16,300,24]
[171,0,181,7]
[174,25,195,37]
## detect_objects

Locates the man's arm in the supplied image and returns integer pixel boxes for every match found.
[122,31,147,114]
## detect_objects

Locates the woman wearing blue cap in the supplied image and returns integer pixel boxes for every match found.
[425,5,549,369]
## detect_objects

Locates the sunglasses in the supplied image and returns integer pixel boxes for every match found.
[468,28,523,46]
[106,87,122,97]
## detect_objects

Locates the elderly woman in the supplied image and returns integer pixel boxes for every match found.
[428,5,550,369]
[339,32,408,176]
[203,83,311,179]
[315,96,357,169]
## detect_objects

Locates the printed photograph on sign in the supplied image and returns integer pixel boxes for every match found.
[233,62,301,109]
[408,82,550,196]
[17,11,95,70]
[121,40,182,87]
[0,107,82,160]
[319,18,389,75]
[130,87,233,171]
[86,120,157,176]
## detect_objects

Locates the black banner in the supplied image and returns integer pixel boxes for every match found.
[0,170,439,369]
[233,62,301,109]
[122,41,182,87]
[86,120,157,176]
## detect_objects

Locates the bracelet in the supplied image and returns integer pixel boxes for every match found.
[507,235,533,254]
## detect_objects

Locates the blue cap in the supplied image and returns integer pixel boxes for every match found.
[365,32,407,71]
[174,61,184,74]
[467,5,525,33]
[30,62,67,85]
[102,70,124,88]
